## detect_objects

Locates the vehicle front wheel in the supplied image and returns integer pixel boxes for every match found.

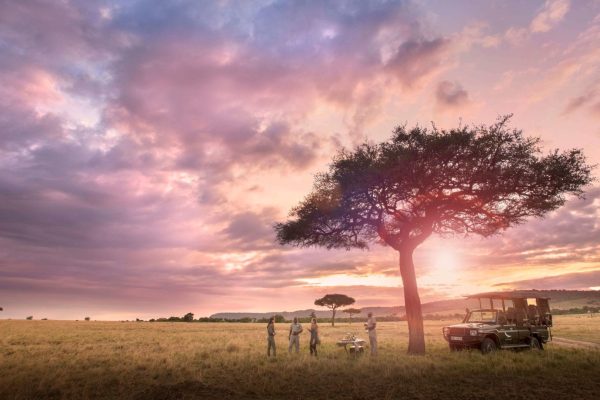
[529,336,543,351]
[481,337,497,354]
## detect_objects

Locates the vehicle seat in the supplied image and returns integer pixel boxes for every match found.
[527,305,539,325]
[497,312,507,325]
[515,308,527,326]
[506,307,515,324]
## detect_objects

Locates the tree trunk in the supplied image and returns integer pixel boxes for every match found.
[331,308,336,326]
[399,245,425,354]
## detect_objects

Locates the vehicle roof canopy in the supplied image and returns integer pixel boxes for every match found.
[466,290,551,300]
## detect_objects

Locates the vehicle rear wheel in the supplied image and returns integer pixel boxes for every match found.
[481,337,497,354]
[529,336,543,351]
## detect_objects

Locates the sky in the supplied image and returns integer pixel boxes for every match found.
[1,0,600,321]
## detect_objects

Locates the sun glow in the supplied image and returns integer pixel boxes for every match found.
[418,247,462,289]
[433,248,460,271]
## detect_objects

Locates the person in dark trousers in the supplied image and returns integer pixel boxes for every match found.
[308,318,320,356]
[267,316,276,357]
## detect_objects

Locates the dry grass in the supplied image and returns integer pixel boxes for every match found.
[551,314,600,344]
[1,316,599,399]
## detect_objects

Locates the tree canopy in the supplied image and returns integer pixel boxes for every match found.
[314,293,355,326]
[276,116,593,353]
[343,308,362,324]
[276,116,593,252]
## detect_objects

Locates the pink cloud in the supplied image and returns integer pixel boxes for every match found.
[530,0,571,33]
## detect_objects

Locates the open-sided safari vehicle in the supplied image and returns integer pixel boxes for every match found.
[442,291,552,353]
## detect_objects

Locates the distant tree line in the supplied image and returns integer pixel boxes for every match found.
[11,308,598,323]
[139,311,472,323]
[551,306,600,315]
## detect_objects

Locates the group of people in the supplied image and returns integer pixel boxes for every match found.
[266,312,378,357]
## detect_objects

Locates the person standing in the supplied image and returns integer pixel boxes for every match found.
[267,316,276,357]
[366,312,377,356]
[288,317,303,353]
[308,318,320,356]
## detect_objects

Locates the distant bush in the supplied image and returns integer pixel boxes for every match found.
[274,314,285,323]
[26,316,33,320]
[84,317,90,321]
[552,306,600,315]
[196,317,222,322]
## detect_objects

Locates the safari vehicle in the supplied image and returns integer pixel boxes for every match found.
[442,291,552,353]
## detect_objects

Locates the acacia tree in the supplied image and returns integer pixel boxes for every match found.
[343,308,362,324]
[314,294,355,326]
[276,116,593,354]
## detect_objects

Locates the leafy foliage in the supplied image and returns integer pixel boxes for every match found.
[315,294,356,326]
[276,116,594,251]
[314,294,356,310]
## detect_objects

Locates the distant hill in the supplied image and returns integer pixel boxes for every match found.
[209,290,600,320]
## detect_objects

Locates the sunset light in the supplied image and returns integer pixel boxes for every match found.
[0,0,598,322]
[2,1,600,398]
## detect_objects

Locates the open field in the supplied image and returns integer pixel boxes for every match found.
[1,316,600,400]
[551,314,600,344]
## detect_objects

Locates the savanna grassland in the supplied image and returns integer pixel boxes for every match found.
[1,316,600,400]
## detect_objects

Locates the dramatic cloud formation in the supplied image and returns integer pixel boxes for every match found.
[0,0,599,320]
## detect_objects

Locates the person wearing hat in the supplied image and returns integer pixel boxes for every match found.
[365,312,377,356]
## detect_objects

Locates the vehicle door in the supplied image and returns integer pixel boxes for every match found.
[497,311,518,346]
[513,299,531,344]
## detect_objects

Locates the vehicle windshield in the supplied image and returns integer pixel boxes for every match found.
[466,310,497,323]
